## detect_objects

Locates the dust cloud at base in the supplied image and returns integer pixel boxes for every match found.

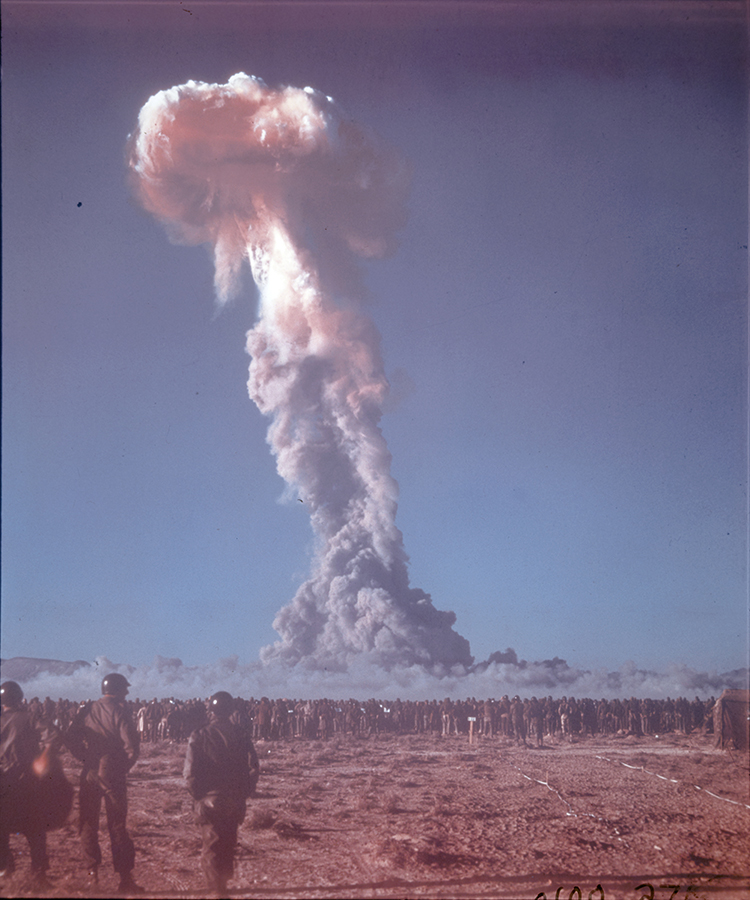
[4,654,746,704]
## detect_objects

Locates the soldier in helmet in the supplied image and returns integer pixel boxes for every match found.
[0,681,55,888]
[66,673,143,894]
[510,696,527,746]
[184,691,259,896]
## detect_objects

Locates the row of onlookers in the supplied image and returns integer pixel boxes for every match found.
[21,692,717,744]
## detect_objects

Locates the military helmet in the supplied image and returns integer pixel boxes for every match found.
[0,681,24,708]
[101,673,131,696]
[209,691,234,715]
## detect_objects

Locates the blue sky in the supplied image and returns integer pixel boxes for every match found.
[2,1,747,687]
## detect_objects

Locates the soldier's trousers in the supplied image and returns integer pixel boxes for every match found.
[79,772,135,874]
[0,827,47,875]
[200,817,238,887]
[0,779,48,874]
[196,794,245,889]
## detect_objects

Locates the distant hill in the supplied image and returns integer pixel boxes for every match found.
[0,657,91,682]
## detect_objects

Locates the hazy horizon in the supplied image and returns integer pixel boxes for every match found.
[1,652,747,705]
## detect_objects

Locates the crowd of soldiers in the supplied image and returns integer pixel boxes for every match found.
[122,693,716,745]
[19,692,716,748]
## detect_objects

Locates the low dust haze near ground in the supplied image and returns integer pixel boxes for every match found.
[1,730,748,900]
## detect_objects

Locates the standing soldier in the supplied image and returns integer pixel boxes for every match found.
[511,696,527,746]
[66,673,142,894]
[184,692,259,896]
[482,698,496,737]
[440,698,453,737]
[690,696,705,733]
[0,681,68,888]
[527,697,544,747]
[255,697,272,741]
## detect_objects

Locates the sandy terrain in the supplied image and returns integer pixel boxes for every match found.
[1,730,748,900]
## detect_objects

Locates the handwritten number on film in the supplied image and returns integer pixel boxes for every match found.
[534,886,603,900]
[534,885,703,900]
[635,885,701,900]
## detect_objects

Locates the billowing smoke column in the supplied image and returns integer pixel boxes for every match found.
[129,73,473,672]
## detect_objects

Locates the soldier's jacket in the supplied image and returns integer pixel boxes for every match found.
[1,707,73,833]
[184,715,259,803]
[66,696,139,777]
[0,708,40,782]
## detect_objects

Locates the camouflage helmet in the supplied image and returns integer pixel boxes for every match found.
[209,691,233,716]
[0,681,24,708]
[101,673,131,697]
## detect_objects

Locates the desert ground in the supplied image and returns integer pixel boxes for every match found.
[1,729,748,900]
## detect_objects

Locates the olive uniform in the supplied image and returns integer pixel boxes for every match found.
[67,674,142,893]
[184,693,259,895]
[0,684,49,881]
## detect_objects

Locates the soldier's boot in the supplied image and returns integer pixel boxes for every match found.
[29,871,52,892]
[117,872,145,895]
[206,874,229,898]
